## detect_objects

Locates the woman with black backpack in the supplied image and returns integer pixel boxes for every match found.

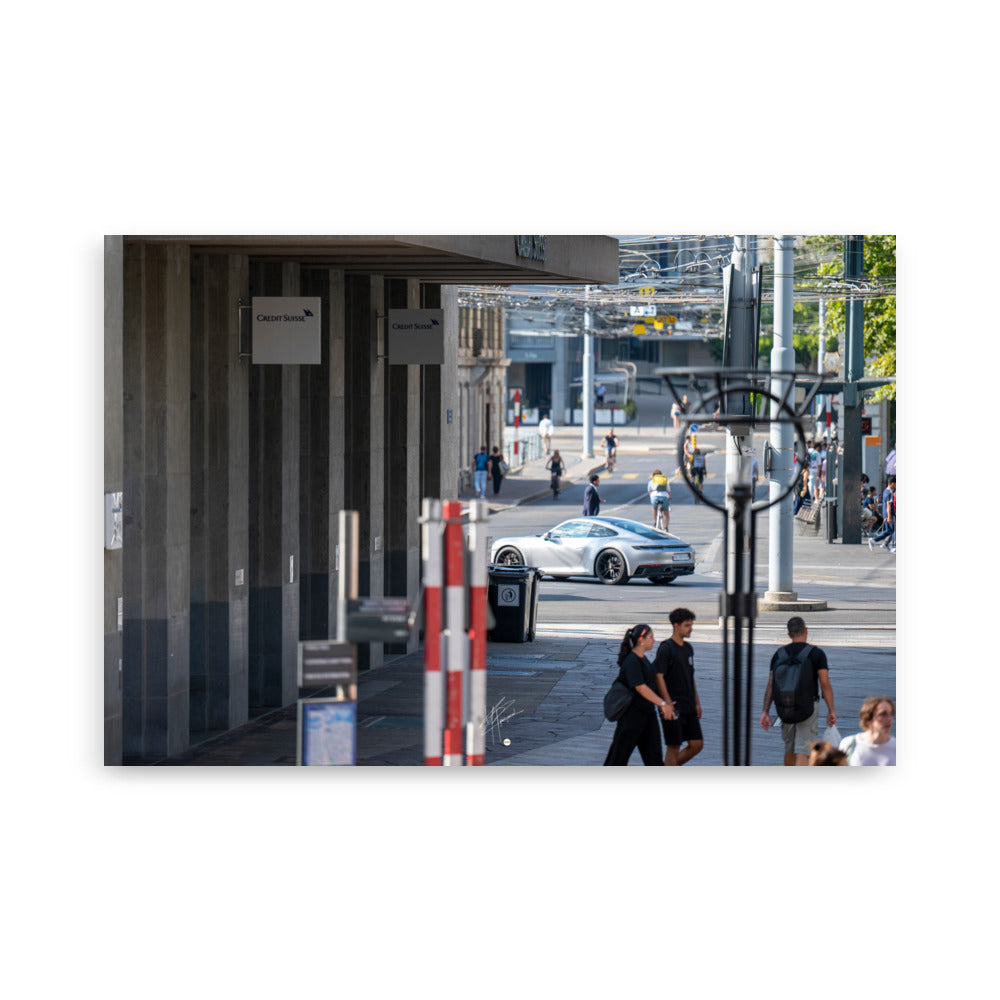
[604,624,676,766]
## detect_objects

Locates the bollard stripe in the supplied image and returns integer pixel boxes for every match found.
[422,498,444,765]
[442,501,465,766]
[466,498,488,765]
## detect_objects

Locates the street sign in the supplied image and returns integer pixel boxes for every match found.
[298,698,356,765]
[298,640,357,689]
[252,297,322,365]
[629,305,656,317]
[346,597,411,643]
[639,286,656,296]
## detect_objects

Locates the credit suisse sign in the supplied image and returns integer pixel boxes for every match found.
[251,296,322,364]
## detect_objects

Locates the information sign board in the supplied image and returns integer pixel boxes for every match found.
[297,640,357,689]
[251,297,322,365]
[298,698,356,765]
[346,597,411,643]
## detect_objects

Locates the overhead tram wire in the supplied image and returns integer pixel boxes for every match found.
[455,236,893,318]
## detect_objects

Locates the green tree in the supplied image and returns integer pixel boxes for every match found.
[811,235,896,401]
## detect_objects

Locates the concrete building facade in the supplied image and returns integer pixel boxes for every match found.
[104,235,617,764]
[456,304,507,493]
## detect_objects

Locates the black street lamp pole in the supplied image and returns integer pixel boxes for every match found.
[658,367,830,765]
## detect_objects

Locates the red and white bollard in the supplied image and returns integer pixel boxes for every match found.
[442,500,466,766]
[466,499,489,765]
[421,499,444,766]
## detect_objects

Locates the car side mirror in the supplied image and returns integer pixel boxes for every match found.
[541,531,551,540]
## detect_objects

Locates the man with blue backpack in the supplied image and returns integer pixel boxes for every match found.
[759,616,837,766]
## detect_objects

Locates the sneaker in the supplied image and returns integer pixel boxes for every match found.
[888,545,896,553]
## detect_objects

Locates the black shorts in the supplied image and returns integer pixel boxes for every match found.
[660,712,703,747]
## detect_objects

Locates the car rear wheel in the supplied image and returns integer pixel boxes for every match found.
[494,546,525,567]
[595,549,629,585]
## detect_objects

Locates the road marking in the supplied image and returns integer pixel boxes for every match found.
[535,622,895,646]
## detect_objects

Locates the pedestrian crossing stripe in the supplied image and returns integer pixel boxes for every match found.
[622,473,639,479]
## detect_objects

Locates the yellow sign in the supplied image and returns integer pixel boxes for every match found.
[633,324,646,335]
[865,435,882,446]
[639,286,656,296]
[653,320,663,330]
[664,315,678,324]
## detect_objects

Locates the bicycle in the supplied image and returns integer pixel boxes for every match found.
[605,447,616,472]
[653,499,668,532]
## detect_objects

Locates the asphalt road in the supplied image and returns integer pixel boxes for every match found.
[485,445,896,643]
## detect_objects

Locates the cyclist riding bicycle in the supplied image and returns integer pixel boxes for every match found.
[603,431,618,470]
[647,469,671,531]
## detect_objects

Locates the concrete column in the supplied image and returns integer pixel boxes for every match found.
[368,275,386,668]
[327,269,347,638]
[104,236,124,764]
[344,273,386,669]
[420,284,442,501]
[122,241,191,760]
[299,266,332,642]
[552,329,568,424]
[189,252,250,734]
[386,278,422,655]
[248,261,300,709]
[439,284,461,498]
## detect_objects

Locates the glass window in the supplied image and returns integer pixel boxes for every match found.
[550,520,592,539]
[603,517,675,540]
[588,524,617,537]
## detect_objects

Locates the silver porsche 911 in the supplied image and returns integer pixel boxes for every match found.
[490,516,696,585]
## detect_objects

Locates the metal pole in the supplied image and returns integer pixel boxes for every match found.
[767,236,796,599]
[841,236,865,544]
[466,499,489,765]
[582,285,594,458]
[725,237,755,589]
[817,298,826,428]
[336,510,359,642]
[421,499,444,766]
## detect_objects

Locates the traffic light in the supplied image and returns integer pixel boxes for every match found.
[861,416,872,435]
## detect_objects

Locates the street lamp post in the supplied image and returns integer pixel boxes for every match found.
[657,366,830,765]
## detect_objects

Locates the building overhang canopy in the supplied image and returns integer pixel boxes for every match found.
[123,235,619,285]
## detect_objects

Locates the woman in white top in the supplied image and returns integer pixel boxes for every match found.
[840,696,896,765]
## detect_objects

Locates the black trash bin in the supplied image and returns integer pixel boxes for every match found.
[487,565,541,642]
[825,497,838,543]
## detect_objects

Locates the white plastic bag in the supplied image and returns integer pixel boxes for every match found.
[822,724,842,747]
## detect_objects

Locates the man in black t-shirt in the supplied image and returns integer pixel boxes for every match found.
[653,607,703,765]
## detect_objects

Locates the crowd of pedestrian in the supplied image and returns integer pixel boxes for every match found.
[604,613,895,767]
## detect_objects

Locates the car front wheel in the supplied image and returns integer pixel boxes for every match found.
[494,546,525,567]
[595,549,629,585]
